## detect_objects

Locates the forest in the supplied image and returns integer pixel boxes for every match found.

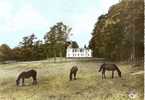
[89,0,144,61]
[0,22,79,61]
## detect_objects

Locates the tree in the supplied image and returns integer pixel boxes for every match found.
[71,41,79,48]
[12,47,22,60]
[89,0,143,61]
[44,22,71,61]
[0,44,12,61]
[17,33,38,61]
[32,40,46,60]
[19,33,37,48]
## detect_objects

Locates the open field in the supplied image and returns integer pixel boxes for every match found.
[0,60,144,100]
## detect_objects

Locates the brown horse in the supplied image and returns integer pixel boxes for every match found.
[69,66,78,80]
[98,63,121,79]
[16,69,37,86]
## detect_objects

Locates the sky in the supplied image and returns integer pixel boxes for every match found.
[0,0,119,48]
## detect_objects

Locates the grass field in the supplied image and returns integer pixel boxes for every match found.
[0,60,144,100]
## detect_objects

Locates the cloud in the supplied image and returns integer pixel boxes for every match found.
[9,3,48,33]
[0,1,48,34]
[0,1,13,33]
[68,0,119,47]
[0,1,49,47]
[0,1,12,19]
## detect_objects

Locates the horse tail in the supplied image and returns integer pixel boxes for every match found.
[98,64,105,72]
[113,64,121,77]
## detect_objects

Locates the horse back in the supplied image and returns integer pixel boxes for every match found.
[104,64,117,71]
[28,69,37,76]
[71,66,78,73]
[21,69,37,78]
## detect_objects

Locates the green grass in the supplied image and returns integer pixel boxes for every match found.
[0,60,143,100]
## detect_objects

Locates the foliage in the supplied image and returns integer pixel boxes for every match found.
[89,0,144,61]
[0,22,77,61]
[44,22,72,60]
[0,44,13,61]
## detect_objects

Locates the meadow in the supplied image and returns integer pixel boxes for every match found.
[0,59,143,100]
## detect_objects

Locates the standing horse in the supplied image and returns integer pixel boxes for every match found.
[98,63,121,79]
[16,69,37,86]
[69,66,78,81]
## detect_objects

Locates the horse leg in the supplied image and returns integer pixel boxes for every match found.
[102,69,106,79]
[32,76,37,85]
[69,72,72,81]
[112,71,114,79]
[22,78,25,86]
[74,72,77,80]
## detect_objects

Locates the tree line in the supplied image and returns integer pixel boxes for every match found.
[0,22,79,61]
[89,0,144,61]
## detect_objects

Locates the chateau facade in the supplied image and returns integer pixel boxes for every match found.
[66,48,92,58]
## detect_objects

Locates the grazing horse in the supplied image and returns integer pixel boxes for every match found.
[98,63,121,79]
[69,66,78,81]
[16,69,37,86]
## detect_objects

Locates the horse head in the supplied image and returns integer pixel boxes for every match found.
[16,79,19,86]
[118,71,122,77]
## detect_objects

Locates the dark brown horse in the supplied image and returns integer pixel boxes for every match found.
[69,66,78,80]
[16,69,37,86]
[98,63,121,79]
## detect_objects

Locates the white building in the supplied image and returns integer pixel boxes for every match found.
[66,48,92,58]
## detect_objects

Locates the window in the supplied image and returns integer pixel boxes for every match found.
[72,49,75,52]
[80,49,84,52]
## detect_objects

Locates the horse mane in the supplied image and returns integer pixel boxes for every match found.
[16,73,22,86]
[16,73,22,81]
[98,63,105,72]
[113,64,121,72]
[16,71,25,82]
[113,64,121,77]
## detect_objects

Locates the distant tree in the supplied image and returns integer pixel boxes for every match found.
[18,33,38,61]
[0,51,4,61]
[71,41,79,48]
[0,44,12,61]
[32,40,46,60]
[44,22,71,61]
[12,47,22,60]
[19,33,37,48]
[20,48,33,61]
